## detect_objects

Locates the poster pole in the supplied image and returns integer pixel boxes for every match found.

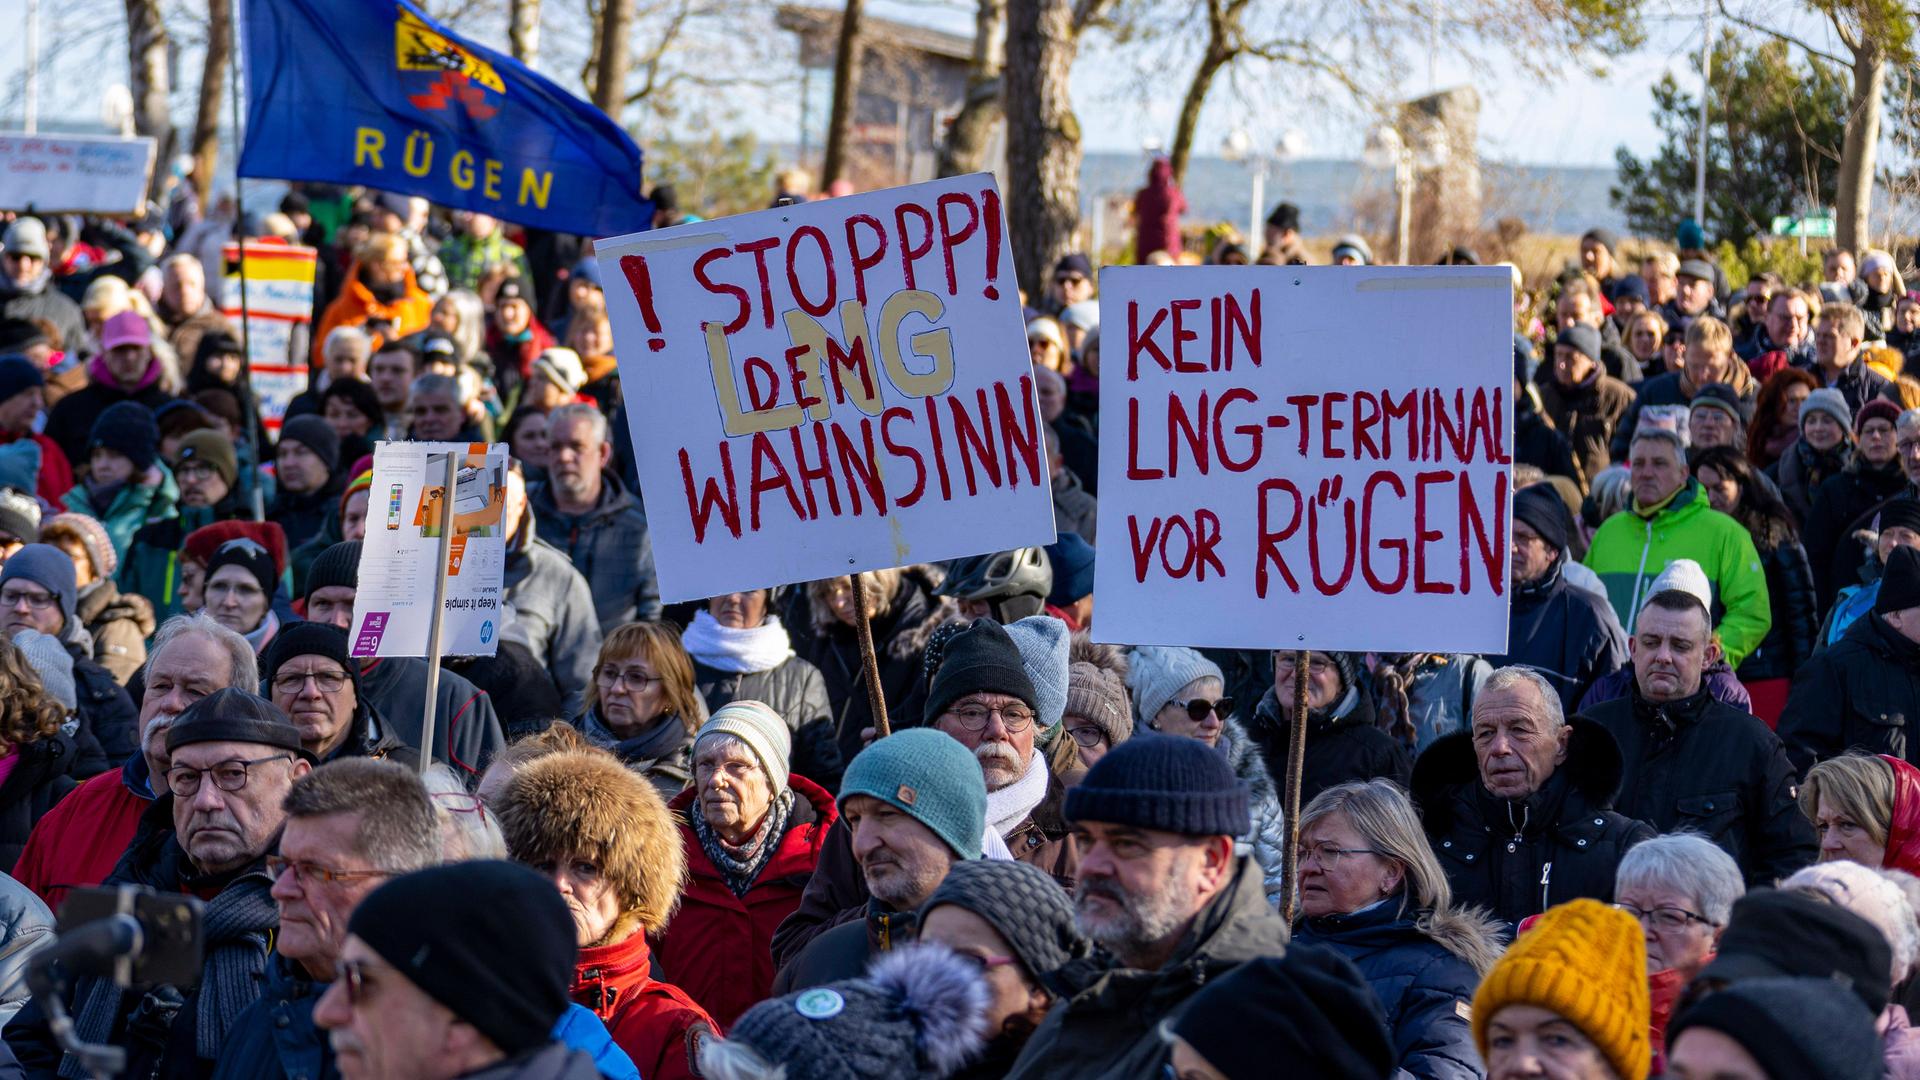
[1280,648,1310,922]
[851,570,891,738]
[415,451,458,774]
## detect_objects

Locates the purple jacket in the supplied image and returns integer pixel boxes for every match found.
[1576,661,1752,715]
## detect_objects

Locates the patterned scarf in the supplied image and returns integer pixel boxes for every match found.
[692,788,794,897]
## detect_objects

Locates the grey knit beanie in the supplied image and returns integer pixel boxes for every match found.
[11,630,74,711]
[921,859,1086,980]
[1801,387,1853,435]
[1004,615,1068,730]
[1125,646,1224,728]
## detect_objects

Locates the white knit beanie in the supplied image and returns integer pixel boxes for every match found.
[1125,646,1224,728]
[696,700,792,793]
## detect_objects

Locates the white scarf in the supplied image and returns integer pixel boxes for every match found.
[681,609,795,673]
[982,748,1049,857]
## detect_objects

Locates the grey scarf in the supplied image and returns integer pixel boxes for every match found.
[61,872,278,1078]
[692,788,794,897]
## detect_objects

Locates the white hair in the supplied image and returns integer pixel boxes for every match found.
[323,326,372,365]
[1784,861,1919,982]
[698,1038,786,1080]
[149,611,257,693]
[547,402,609,445]
[420,763,507,861]
[1615,833,1744,925]
[1475,666,1564,730]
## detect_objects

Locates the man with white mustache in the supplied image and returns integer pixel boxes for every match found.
[12,612,258,910]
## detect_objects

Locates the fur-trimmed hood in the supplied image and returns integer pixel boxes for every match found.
[1410,715,1629,835]
[493,748,687,942]
[1216,718,1278,806]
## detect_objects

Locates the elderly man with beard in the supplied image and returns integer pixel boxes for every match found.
[7,689,315,1078]
[528,404,661,635]
[1003,734,1287,1080]
[12,612,256,909]
[775,728,986,991]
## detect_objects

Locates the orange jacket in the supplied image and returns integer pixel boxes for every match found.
[311,260,434,364]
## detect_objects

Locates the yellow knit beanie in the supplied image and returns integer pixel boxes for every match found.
[1471,898,1649,1080]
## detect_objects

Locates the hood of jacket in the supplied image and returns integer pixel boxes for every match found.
[1411,715,1629,834]
[1298,890,1505,977]
[75,579,156,638]
[1215,718,1279,806]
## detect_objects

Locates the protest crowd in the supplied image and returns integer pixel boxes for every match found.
[4,67,1920,1080]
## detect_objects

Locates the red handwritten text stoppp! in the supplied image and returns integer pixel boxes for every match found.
[610,187,1042,544]
[1120,287,1511,601]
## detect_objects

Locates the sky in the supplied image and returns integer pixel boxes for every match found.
[0,0,1844,169]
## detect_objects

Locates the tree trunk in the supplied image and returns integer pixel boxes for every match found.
[821,0,867,188]
[1169,43,1230,186]
[509,0,542,65]
[1835,37,1884,252]
[124,0,174,202]
[189,0,231,213]
[592,0,633,119]
[1003,0,1082,291]
[938,0,1005,177]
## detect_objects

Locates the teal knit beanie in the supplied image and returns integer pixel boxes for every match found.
[838,728,987,859]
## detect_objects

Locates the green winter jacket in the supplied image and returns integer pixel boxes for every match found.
[1583,478,1772,667]
[62,466,179,563]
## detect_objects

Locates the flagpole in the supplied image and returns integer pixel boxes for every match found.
[417,450,457,775]
[228,2,264,521]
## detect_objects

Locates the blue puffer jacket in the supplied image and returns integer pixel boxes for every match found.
[1293,895,1505,1080]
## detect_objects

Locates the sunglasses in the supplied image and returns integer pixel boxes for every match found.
[1173,697,1233,723]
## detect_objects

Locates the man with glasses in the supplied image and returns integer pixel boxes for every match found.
[0,543,136,772]
[264,622,421,768]
[1005,734,1285,1080]
[14,612,258,909]
[1412,666,1653,930]
[7,687,313,1077]
[0,218,87,366]
[212,758,441,1079]
[1046,253,1095,315]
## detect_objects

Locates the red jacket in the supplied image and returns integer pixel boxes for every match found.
[654,775,838,1027]
[13,762,151,911]
[574,929,713,1080]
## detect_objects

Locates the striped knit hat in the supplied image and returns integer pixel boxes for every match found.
[1471,898,1649,1080]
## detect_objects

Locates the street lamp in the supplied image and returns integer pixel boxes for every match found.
[1222,127,1307,261]
[1362,122,1449,265]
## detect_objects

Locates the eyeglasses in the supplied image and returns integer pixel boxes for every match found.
[945,702,1035,734]
[1614,902,1715,933]
[432,790,487,820]
[1064,724,1107,749]
[265,856,393,886]
[1295,842,1384,869]
[1172,697,1233,723]
[1275,656,1333,677]
[334,957,389,1005]
[271,670,350,695]
[952,951,1018,975]
[165,754,292,798]
[176,461,219,481]
[0,586,56,611]
[595,664,661,689]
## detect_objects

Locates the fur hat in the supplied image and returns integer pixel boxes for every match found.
[1064,636,1131,749]
[494,748,687,940]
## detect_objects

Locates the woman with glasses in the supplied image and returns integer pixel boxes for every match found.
[1291,779,1503,1080]
[0,635,76,872]
[1612,833,1742,1060]
[1129,646,1287,905]
[1246,650,1410,806]
[572,621,706,800]
[685,588,840,790]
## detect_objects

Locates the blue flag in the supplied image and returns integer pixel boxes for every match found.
[239,0,651,237]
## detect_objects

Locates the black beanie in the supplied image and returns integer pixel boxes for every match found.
[279,414,341,474]
[263,621,359,697]
[1174,947,1395,1079]
[349,861,577,1055]
[1064,733,1249,837]
[1878,544,1920,615]
[166,688,316,764]
[1879,499,1920,540]
[1266,201,1301,233]
[925,618,1039,720]
[88,400,160,474]
[205,535,280,598]
[305,541,363,602]
[1512,484,1572,552]
[1668,977,1882,1080]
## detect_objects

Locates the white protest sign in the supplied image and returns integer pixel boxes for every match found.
[1093,266,1513,653]
[219,243,317,433]
[348,441,509,658]
[595,174,1055,601]
[0,133,156,214]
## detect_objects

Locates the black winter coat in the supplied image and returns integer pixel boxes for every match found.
[1579,687,1815,886]
[1779,611,1920,776]
[791,568,951,778]
[1803,457,1908,606]
[1737,537,1818,682]
[1245,686,1411,807]
[695,656,842,789]
[1411,717,1655,930]
[1292,897,1502,1080]
[1487,562,1627,711]
[0,735,75,874]
[209,957,333,1080]
[69,643,137,778]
